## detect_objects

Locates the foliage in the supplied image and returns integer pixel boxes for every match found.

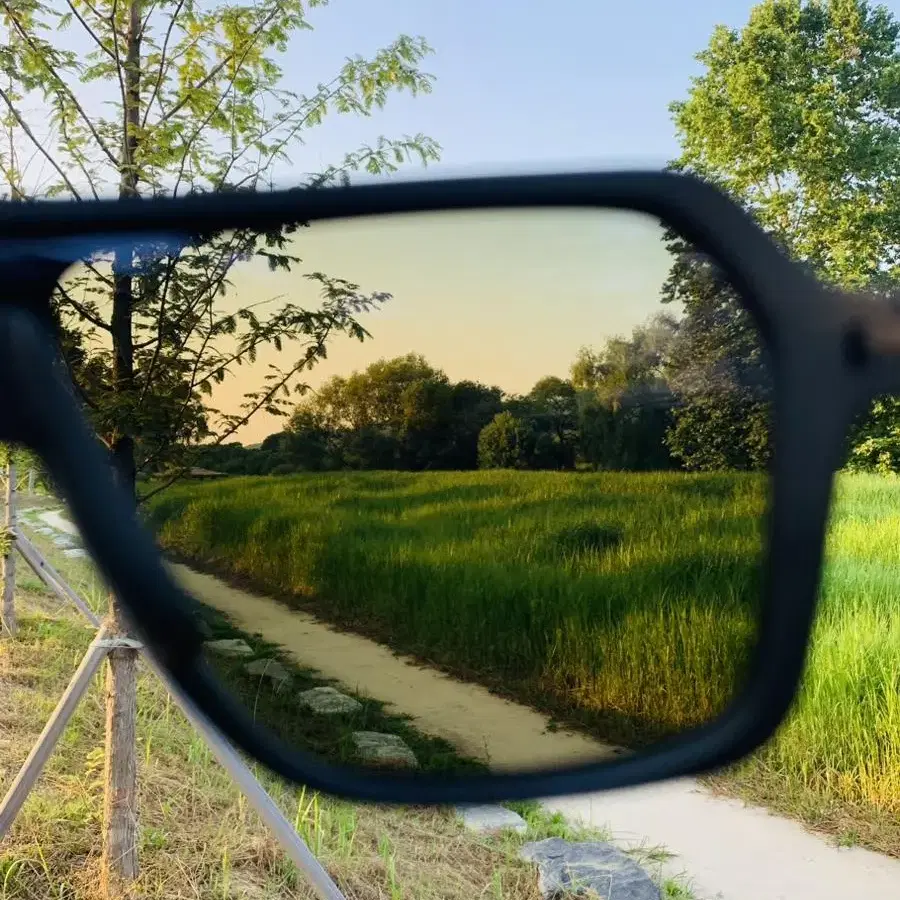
[571,315,679,471]
[0,0,439,495]
[277,354,504,472]
[661,241,773,471]
[666,0,900,470]
[520,376,578,470]
[844,396,900,474]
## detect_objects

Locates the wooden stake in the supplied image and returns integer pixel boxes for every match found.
[100,595,139,896]
[2,460,17,637]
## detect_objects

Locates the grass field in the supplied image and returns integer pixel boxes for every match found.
[2,505,701,899]
[147,470,900,853]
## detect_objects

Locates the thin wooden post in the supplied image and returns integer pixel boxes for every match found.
[100,596,140,896]
[0,546,348,900]
[2,460,16,637]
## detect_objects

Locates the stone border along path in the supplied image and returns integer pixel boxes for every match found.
[19,509,900,900]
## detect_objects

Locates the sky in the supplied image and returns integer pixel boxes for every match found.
[213,1,758,442]
[54,0,900,442]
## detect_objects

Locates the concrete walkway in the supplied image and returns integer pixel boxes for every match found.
[543,780,900,900]
[169,564,900,900]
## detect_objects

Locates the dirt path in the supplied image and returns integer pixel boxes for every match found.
[174,564,609,771]
[173,562,900,900]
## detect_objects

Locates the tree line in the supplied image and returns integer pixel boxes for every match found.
[193,277,776,477]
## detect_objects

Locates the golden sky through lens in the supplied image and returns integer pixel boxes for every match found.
[218,208,675,443]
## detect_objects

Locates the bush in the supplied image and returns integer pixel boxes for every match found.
[477,412,534,469]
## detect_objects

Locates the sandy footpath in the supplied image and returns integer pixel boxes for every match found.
[173,563,610,771]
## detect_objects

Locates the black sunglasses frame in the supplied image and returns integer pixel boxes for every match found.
[1,170,895,804]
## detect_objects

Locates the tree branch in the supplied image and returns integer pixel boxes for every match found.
[140,0,185,130]
[137,351,320,504]
[55,282,112,332]
[65,0,117,62]
[154,4,281,126]
[4,5,120,169]
[0,86,83,199]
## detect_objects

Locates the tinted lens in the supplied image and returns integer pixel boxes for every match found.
[38,208,770,776]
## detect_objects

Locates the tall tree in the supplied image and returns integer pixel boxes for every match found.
[572,315,679,471]
[0,0,438,495]
[666,0,900,468]
[0,3,437,891]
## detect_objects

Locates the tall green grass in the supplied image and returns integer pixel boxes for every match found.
[147,470,900,820]
[149,471,764,744]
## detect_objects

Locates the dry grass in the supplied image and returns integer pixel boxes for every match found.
[0,574,549,899]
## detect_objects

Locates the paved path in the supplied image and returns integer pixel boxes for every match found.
[543,779,900,900]
[171,563,900,899]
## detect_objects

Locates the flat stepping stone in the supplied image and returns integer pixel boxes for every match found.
[53,536,76,548]
[520,838,659,900]
[299,686,362,715]
[62,548,87,559]
[457,805,527,834]
[205,638,253,657]
[35,527,55,535]
[244,658,291,684]
[352,732,418,768]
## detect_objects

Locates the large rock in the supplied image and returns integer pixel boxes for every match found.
[457,805,527,835]
[352,732,418,768]
[244,658,291,684]
[298,686,362,715]
[205,638,254,658]
[520,838,660,900]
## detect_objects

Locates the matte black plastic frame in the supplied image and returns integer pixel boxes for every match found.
[1,171,893,804]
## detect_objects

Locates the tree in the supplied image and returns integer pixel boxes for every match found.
[289,355,503,471]
[0,3,438,890]
[1,1,438,495]
[572,315,679,470]
[667,0,900,469]
[477,411,534,470]
[439,380,504,469]
[661,243,772,470]
[524,376,578,469]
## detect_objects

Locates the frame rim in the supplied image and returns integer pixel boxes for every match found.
[0,170,864,803]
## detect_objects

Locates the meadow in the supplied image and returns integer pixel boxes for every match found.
[5,494,701,900]
[147,470,900,851]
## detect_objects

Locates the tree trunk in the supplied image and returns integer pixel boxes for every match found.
[102,4,142,894]
[2,461,17,638]
[100,596,139,896]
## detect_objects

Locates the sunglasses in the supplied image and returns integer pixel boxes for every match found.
[0,170,889,804]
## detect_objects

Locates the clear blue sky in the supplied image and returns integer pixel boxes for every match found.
[273,0,892,182]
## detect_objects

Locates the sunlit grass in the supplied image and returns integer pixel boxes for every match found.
[148,471,765,745]
[147,469,900,841]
